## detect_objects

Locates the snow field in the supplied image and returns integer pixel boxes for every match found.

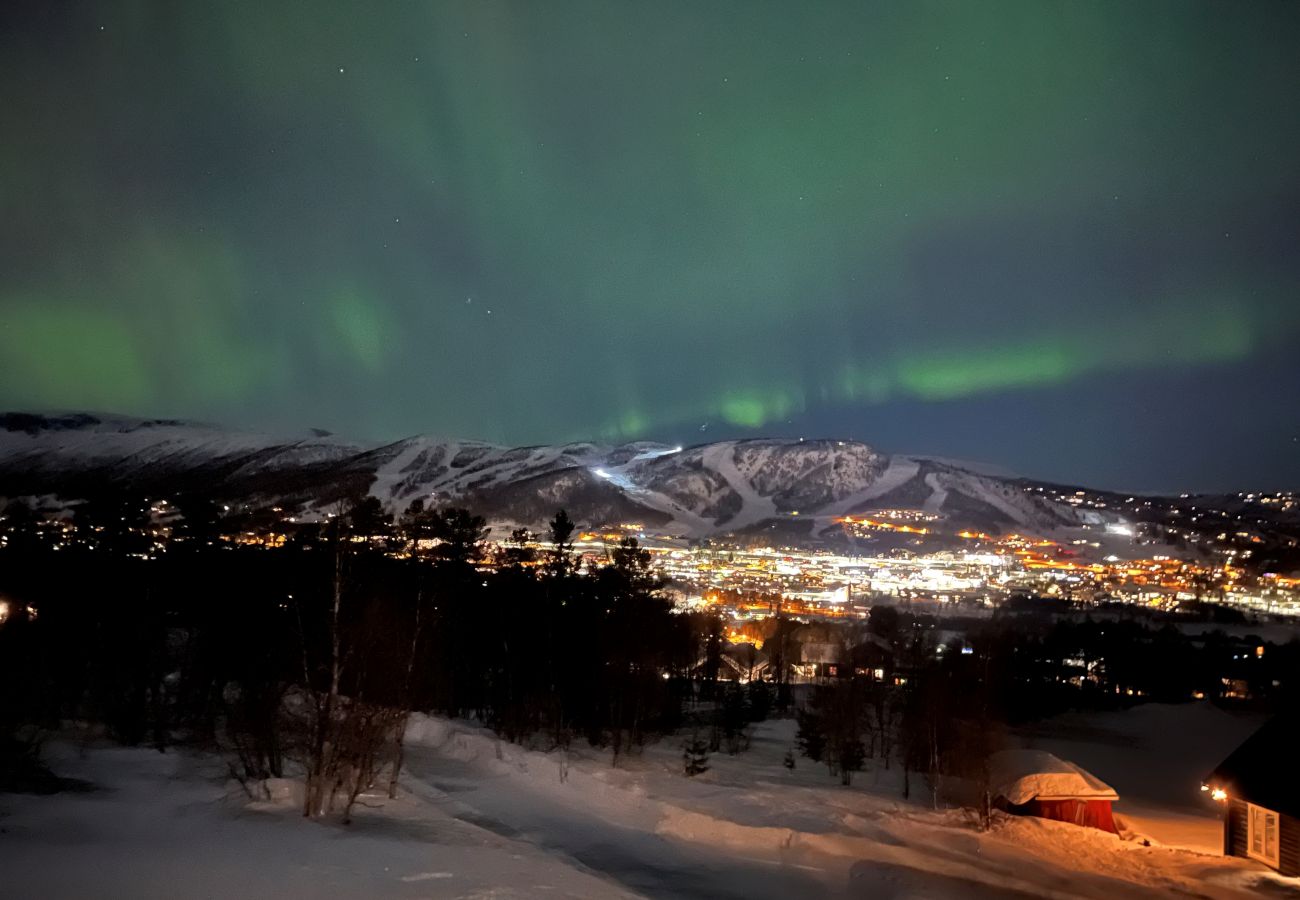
[2,704,1295,898]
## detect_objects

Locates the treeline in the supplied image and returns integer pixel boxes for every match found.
[0,500,714,818]
[4,494,1297,819]
[791,602,1300,819]
[790,607,999,802]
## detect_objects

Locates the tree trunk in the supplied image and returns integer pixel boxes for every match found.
[305,531,346,818]
[388,586,423,800]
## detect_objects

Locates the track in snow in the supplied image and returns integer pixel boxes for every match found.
[401,748,834,900]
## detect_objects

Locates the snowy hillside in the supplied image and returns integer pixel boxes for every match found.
[0,412,1102,537]
[1,706,1289,899]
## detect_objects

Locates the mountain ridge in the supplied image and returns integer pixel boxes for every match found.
[0,411,1137,539]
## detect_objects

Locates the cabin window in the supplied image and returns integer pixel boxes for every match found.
[1247,803,1280,868]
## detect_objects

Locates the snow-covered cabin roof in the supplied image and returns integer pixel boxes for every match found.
[991,749,1118,804]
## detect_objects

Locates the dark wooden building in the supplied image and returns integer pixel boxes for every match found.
[1204,716,1300,876]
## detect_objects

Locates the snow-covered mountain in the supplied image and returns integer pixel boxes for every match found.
[0,412,1101,538]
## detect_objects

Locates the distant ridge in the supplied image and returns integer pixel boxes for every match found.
[0,411,1130,540]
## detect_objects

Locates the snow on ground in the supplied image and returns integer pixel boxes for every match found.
[1013,701,1268,856]
[3,704,1297,899]
[921,471,950,516]
[0,741,638,900]
[368,438,436,504]
[820,456,922,520]
[701,441,778,530]
[396,715,1291,898]
[589,455,714,536]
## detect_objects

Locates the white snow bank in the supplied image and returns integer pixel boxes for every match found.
[8,705,1290,900]
[0,740,638,899]
[397,712,1281,898]
[991,748,1118,804]
[402,711,458,750]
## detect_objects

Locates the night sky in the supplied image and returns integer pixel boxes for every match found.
[3,2,1298,492]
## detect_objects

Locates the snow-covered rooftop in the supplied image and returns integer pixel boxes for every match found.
[992,748,1119,804]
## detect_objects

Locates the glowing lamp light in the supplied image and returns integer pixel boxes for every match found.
[1212,788,1227,802]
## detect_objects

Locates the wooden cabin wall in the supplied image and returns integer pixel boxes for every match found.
[1226,799,1247,858]
[1282,813,1300,877]
[1225,799,1300,877]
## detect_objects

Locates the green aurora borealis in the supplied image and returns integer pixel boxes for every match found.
[2,1,1298,489]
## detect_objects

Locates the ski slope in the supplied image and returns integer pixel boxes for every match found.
[0,413,1117,539]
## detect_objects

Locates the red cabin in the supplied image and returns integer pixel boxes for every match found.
[991,749,1119,833]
